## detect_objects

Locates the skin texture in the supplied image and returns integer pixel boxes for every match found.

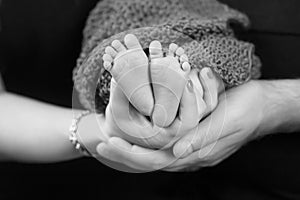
[95,79,300,172]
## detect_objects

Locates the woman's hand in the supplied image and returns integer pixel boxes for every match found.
[97,72,218,149]
[94,68,224,172]
[88,78,300,172]
[78,75,194,157]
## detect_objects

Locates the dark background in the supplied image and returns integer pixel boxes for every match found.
[0,0,300,199]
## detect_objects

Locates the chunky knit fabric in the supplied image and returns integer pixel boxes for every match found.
[73,0,261,113]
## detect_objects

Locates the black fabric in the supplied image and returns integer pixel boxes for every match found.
[0,0,300,199]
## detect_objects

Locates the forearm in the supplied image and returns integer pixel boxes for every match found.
[0,92,83,163]
[260,79,300,136]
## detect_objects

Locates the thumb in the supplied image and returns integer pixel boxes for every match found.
[173,96,229,158]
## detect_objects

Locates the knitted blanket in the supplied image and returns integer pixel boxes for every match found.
[73,0,261,113]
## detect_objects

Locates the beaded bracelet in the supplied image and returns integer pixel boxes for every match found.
[69,110,93,157]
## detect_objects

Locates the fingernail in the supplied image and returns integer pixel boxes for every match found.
[187,80,194,92]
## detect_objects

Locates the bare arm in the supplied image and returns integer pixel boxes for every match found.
[260,79,300,135]
[0,92,82,162]
[93,79,300,172]
[0,92,105,163]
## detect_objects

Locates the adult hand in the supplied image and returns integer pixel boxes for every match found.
[78,76,187,160]
[95,68,225,172]
[81,78,300,172]
[100,66,226,149]
[102,78,182,148]
[169,80,270,171]
[169,79,300,171]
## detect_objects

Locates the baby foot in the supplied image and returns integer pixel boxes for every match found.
[103,34,154,116]
[150,41,191,127]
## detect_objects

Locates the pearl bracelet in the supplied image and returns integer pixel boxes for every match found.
[69,110,93,157]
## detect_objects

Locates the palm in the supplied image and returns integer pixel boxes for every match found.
[170,81,265,170]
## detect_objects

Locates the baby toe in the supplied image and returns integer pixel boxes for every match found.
[103,54,113,63]
[175,47,185,57]
[168,43,178,57]
[180,54,189,63]
[149,40,163,59]
[124,34,143,50]
[102,54,113,71]
[103,61,112,71]
[111,40,127,53]
[105,46,118,58]
[181,62,191,73]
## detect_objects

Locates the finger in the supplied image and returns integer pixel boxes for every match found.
[164,165,202,172]
[108,78,155,142]
[108,78,129,115]
[168,137,240,170]
[196,131,243,163]
[188,69,207,118]
[96,137,176,172]
[107,78,134,132]
[199,68,224,114]
[96,139,149,172]
[178,80,201,129]
[76,114,108,156]
[169,131,243,170]
[171,68,226,158]
[173,95,231,158]
[108,76,180,149]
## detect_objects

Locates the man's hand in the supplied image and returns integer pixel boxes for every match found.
[169,79,300,170]
[172,81,265,159]
[168,81,266,170]
[85,79,300,172]
[95,80,265,171]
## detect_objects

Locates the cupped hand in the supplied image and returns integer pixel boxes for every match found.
[95,67,225,172]
[102,77,188,149]
[169,80,269,170]
[101,66,223,149]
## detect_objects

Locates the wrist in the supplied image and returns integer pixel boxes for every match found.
[54,108,84,160]
[76,112,108,155]
[258,80,300,136]
[57,109,106,158]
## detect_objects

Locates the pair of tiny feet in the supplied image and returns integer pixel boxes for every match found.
[103,34,194,128]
